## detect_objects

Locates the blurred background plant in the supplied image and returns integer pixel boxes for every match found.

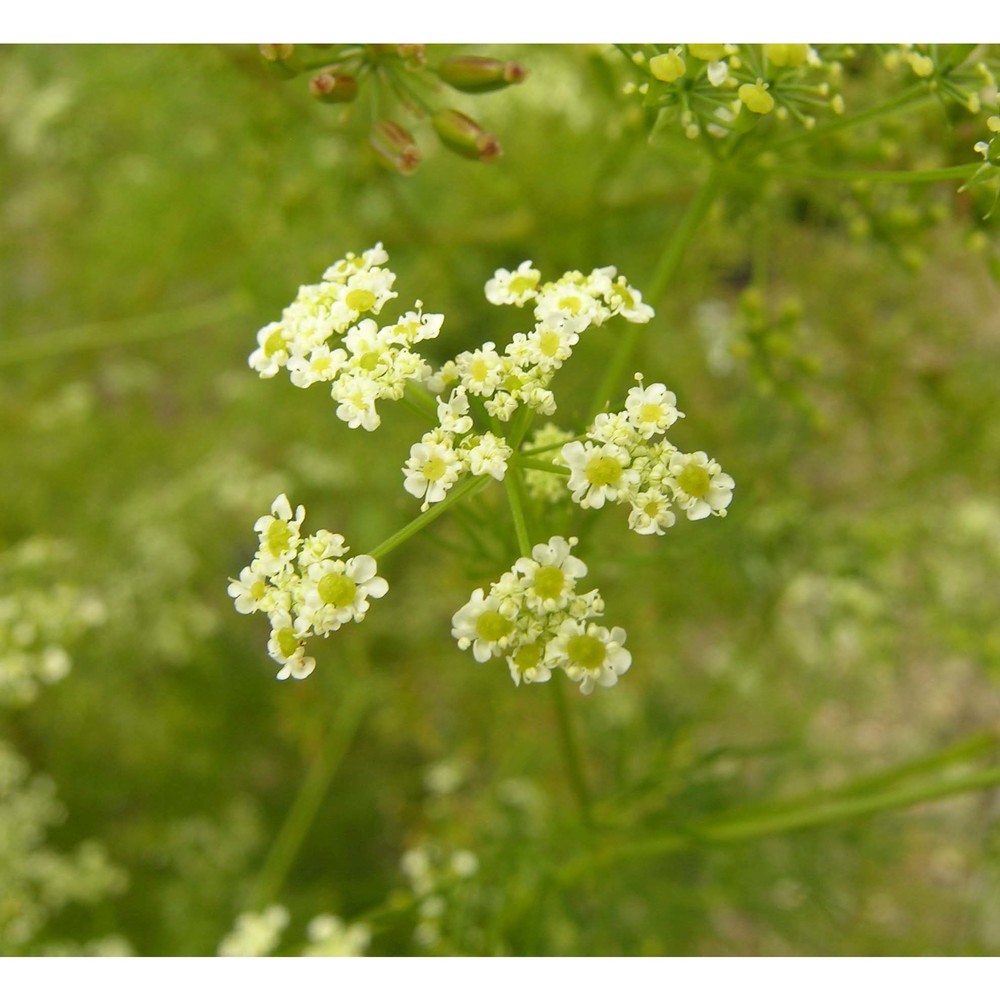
[2,42,1000,956]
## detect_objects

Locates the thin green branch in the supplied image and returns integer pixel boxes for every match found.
[757,162,978,184]
[557,762,1000,884]
[550,678,596,832]
[0,294,251,367]
[369,475,494,560]
[250,679,372,909]
[588,162,724,418]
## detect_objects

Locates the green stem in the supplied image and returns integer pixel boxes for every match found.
[369,474,494,560]
[0,294,250,367]
[250,679,372,909]
[550,678,595,831]
[764,85,934,153]
[502,464,533,558]
[557,763,1000,884]
[757,163,977,184]
[588,162,724,417]
[515,457,570,476]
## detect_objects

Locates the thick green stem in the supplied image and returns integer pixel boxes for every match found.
[588,163,724,418]
[515,457,570,476]
[502,464,533,558]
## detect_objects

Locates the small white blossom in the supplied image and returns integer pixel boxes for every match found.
[403,431,465,511]
[548,620,631,695]
[561,440,636,509]
[451,588,517,662]
[485,260,541,305]
[668,450,735,520]
[624,376,683,438]
[461,432,512,480]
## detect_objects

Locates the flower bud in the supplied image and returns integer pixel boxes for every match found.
[435,56,528,93]
[369,120,421,176]
[431,110,502,163]
[649,50,685,83]
[738,80,775,115]
[765,44,809,69]
[309,72,358,103]
[259,44,300,79]
[687,44,727,63]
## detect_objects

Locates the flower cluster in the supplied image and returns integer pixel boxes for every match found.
[249,244,440,432]
[0,538,106,706]
[429,259,653,424]
[623,44,849,141]
[452,536,630,694]
[227,494,388,680]
[557,373,734,534]
[402,396,513,511]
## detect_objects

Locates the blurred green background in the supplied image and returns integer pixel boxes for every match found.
[2,43,1000,956]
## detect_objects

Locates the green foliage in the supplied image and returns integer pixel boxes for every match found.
[2,43,1000,957]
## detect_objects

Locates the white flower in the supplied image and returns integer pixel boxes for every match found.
[461,432,512,481]
[253,494,306,574]
[455,342,505,396]
[624,376,683,438]
[627,489,677,536]
[548,620,631,695]
[228,564,269,615]
[403,431,465,511]
[561,440,636,509]
[436,387,474,435]
[300,555,389,636]
[298,529,350,567]
[485,260,541,305]
[331,370,383,431]
[506,639,555,686]
[668,450,735,520]
[513,535,589,612]
[287,344,347,388]
[303,915,371,957]
[606,277,655,323]
[248,322,291,378]
[218,906,289,957]
[451,588,516,662]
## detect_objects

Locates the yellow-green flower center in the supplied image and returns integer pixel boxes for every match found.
[585,454,623,488]
[538,329,562,357]
[275,627,299,660]
[358,350,382,371]
[677,464,711,498]
[639,402,664,424]
[566,633,606,671]
[476,610,512,644]
[470,358,490,383]
[557,294,582,314]
[513,642,543,674]
[422,455,448,482]
[266,519,293,556]
[534,565,566,602]
[345,288,377,313]
[318,572,358,608]
[264,328,287,356]
[250,579,267,601]
[508,274,538,297]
